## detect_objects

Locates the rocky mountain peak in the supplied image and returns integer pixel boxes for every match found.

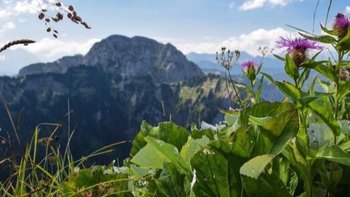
[19,35,203,83]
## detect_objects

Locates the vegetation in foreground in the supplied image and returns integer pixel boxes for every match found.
[2,3,350,197]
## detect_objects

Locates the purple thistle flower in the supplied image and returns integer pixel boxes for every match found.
[276,37,322,53]
[277,37,322,66]
[241,60,257,71]
[333,13,350,38]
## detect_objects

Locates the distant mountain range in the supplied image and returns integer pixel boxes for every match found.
[186,51,285,77]
[0,35,238,165]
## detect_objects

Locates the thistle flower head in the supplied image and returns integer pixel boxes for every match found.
[333,13,350,38]
[277,37,321,53]
[241,60,258,81]
[241,60,257,71]
[277,37,322,66]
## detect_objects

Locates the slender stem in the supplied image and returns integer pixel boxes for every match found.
[224,71,234,107]
[227,70,243,107]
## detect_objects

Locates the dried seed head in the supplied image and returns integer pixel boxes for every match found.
[68,5,74,11]
[38,12,45,20]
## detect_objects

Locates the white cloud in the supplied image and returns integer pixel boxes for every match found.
[345,6,350,14]
[0,0,56,19]
[2,21,15,29]
[14,38,100,61]
[175,27,294,56]
[239,0,302,11]
[0,55,5,61]
[0,21,16,33]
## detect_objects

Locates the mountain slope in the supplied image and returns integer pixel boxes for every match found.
[0,35,232,164]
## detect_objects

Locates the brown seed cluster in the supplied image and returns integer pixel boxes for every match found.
[37,1,91,38]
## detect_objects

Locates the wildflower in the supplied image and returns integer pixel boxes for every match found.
[241,60,258,81]
[277,37,322,66]
[216,48,240,70]
[333,13,350,38]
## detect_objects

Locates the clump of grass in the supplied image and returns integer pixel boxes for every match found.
[0,118,128,196]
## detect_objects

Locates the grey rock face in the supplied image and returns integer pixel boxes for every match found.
[18,35,204,83]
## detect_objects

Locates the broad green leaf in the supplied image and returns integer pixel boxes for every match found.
[240,154,274,179]
[180,136,210,163]
[242,174,293,197]
[316,146,350,166]
[282,144,312,196]
[308,99,340,136]
[249,110,297,136]
[131,121,190,156]
[272,156,299,195]
[131,137,191,175]
[191,147,245,197]
[313,64,337,82]
[211,125,256,158]
[155,162,189,197]
[275,81,301,101]
[308,123,334,150]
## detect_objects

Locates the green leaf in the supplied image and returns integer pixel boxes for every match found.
[242,174,293,197]
[131,137,191,175]
[308,99,340,136]
[299,32,337,44]
[285,54,299,80]
[240,154,274,179]
[191,147,245,197]
[274,81,301,101]
[321,24,338,36]
[180,136,210,163]
[249,110,297,136]
[274,54,286,61]
[272,156,299,195]
[337,81,350,100]
[308,75,318,95]
[298,68,311,88]
[155,162,189,197]
[313,64,337,82]
[211,125,256,158]
[131,121,190,156]
[282,144,312,195]
[316,146,350,166]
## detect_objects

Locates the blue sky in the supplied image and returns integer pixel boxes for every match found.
[0,0,349,75]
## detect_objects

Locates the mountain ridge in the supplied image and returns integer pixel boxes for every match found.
[19,35,204,83]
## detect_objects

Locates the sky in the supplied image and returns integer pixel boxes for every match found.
[0,0,349,75]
